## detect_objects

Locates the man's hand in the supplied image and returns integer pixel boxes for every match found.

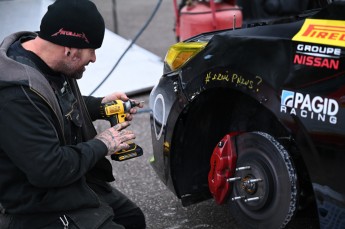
[95,121,135,155]
[101,92,129,104]
[101,91,144,121]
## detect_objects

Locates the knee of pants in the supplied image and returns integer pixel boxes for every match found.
[114,207,146,229]
[134,207,146,229]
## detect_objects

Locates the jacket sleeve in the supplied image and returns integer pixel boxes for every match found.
[0,87,108,188]
[83,95,103,121]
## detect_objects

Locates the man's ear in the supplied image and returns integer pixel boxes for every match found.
[64,47,71,57]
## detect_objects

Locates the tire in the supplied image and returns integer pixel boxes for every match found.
[229,132,298,229]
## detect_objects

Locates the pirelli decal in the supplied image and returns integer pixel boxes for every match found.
[292,19,345,47]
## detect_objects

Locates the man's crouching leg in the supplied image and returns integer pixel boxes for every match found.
[106,187,146,229]
[89,180,146,229]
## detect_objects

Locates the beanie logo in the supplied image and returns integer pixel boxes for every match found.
[51,28,90,44]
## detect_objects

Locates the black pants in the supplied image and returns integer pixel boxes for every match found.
[91,181,146,229]
[0,182,146,229]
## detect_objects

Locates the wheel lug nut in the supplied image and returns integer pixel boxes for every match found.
[244,178,262,185]
[236,166,251,171]
[231,196,245,201]
[227,177,241,182]
[244,197,261,202]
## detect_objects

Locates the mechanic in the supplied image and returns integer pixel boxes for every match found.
[0,0,146,228]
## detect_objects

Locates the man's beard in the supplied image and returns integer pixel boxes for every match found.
[57,61,84,79]
[67,70,83,80]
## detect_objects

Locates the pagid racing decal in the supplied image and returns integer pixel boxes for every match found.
[281,90,339,125]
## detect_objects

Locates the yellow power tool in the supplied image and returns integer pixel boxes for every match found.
[100,100,144,161]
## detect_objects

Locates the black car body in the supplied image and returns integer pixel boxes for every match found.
[149,1,345,228]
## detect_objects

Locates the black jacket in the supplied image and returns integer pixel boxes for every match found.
[0,32,114,225]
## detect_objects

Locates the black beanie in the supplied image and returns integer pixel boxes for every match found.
[39,0,105,49]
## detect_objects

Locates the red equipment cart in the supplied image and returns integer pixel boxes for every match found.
[173,0,243,41]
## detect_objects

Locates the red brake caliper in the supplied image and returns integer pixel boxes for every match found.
[208,133,239,204]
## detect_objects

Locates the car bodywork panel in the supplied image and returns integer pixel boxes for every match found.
[150,2,345,228]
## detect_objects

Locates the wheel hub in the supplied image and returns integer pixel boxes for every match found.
[226,132,298,229]
[241,175,258,195]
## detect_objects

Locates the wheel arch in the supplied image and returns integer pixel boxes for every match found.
[170,87,317,212]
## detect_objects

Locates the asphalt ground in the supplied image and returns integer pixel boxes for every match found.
[90,1,242,228]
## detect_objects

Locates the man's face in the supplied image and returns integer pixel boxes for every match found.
[58,48,96,79]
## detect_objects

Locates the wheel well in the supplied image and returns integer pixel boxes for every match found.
[171,88,317,216]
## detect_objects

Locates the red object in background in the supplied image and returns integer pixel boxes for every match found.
[208,133,239,205]
[174,0,243,41]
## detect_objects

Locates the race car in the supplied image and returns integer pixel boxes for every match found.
[149,1,345,228]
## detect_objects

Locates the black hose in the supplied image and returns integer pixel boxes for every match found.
[112,0,118,34]
[89,0,163,96]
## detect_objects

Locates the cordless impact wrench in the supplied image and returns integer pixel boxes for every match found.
[100,100,144,161]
